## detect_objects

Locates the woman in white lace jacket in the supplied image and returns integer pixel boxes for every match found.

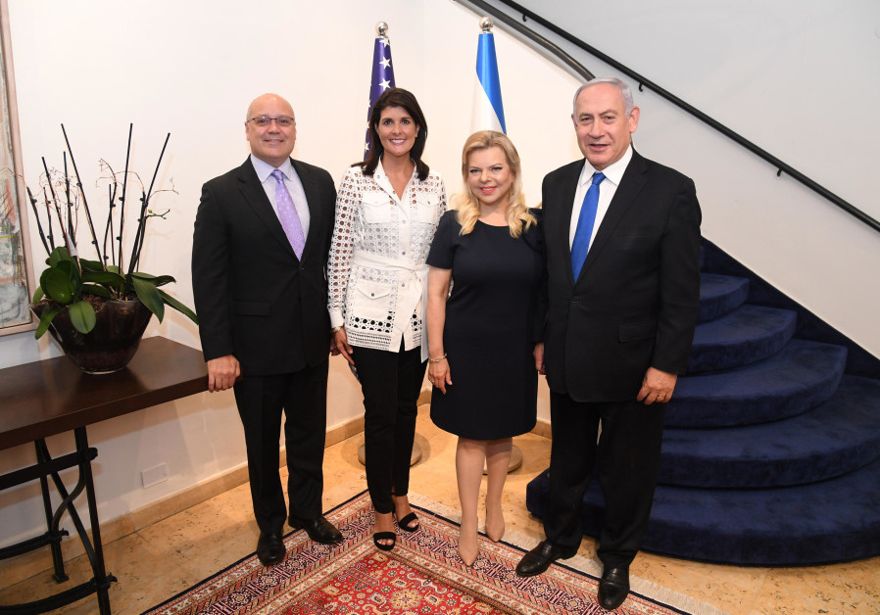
[327,88,446,551]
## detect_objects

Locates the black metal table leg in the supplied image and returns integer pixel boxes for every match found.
[0,431,116,613]
[73,427,113,615]
[34,439,68,583]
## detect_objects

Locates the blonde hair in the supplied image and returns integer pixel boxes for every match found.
[454,131,536,238]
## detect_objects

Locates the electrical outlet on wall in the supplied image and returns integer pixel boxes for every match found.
[140,463,169,488]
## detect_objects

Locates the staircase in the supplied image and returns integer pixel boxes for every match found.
[526,240,880,565]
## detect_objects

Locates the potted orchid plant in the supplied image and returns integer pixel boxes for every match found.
[28,124,197,373]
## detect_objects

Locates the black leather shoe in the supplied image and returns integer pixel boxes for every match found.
[289,515,343,545]
[598,566,630,610]
[256,531,285,566]
[515,540,578,577]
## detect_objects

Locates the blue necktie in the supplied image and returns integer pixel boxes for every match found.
[571,171,605,280]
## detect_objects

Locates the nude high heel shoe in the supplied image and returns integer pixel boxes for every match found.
[458,522,479,566]
[485,505,505,542]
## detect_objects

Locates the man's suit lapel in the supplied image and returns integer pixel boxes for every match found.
[577,151,649,281]
[236,159,298,260]
[292,159,323,263]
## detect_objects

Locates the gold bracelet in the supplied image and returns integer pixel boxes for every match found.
[428,353,447,363]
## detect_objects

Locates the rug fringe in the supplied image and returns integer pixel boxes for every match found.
[407,492,729,615]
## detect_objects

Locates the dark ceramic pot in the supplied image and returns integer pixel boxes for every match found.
[33,298,153,374]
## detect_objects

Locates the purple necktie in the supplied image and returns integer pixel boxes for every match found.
[271,169,306,258]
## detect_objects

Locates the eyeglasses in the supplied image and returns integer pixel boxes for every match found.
[247,115,295,128]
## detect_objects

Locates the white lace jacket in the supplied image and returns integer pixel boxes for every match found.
[327,163,446,354]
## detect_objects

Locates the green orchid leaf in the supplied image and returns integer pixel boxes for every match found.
[34,304,62,339]
[79,258,104,272]
[55,259,82,288]
[32,286,44,304]
[157,289,198,324]
[47,246,72,266]
[132,275,165,322]
[40,267,75,304]
[82,270,125,292]
[106,265,121,274]
[131,272,176,287]
[82,283,112,299]
[68,300,97,334]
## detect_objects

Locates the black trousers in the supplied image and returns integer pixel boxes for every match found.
[353,343,426,514]
[233,361,328,534]
[545,392,666,568]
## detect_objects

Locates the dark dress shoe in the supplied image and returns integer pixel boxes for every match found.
[598,566,630,610]
[289,515,343,545]
[515,540,578,577]
[256,531,285,566]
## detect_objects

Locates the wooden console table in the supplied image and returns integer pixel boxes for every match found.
[0,336,208,614]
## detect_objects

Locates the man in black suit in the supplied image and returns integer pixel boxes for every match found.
[516,78,701,610]
[192,93,342,566]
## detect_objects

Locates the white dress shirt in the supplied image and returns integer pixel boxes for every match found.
[569,145,634,249]
[250,154,310,238]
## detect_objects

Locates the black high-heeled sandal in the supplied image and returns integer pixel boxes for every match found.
[373,531,397,551]
[395,511,420,532]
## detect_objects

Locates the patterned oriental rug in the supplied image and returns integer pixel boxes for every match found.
[143,491,705,614]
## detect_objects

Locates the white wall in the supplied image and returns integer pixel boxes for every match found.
[2,0,877,543]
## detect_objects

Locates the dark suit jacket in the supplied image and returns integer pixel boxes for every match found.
[192,157,336,376]
[542,150,702,402]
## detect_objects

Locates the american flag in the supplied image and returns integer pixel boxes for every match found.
[364,24,396,154]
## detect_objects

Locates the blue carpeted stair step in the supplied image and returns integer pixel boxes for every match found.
[525,452,880,565]
[687,304,797,373]
[698,273,749,322]
[666,339,846,427]
[659,375,880,488]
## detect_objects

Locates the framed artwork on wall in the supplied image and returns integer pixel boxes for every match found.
[0,0,35,336]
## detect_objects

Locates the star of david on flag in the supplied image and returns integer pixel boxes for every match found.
[365,25,396,153]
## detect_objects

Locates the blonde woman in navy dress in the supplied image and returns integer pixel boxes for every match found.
[426,131,543,565]
[328,88,446,551]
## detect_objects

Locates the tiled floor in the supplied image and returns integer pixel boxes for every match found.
[1,407,878,613]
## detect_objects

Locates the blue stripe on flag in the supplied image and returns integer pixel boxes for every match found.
[476,32,506,134]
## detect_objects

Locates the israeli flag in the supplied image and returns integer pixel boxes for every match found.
[472,27,506,134]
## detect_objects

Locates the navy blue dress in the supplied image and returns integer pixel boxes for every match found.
[426,210,544,440]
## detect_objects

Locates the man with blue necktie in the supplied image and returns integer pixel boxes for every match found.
[517,78,701,610]
[192,93,342,566]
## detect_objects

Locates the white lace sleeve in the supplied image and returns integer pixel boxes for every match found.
[327,168,361,327]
